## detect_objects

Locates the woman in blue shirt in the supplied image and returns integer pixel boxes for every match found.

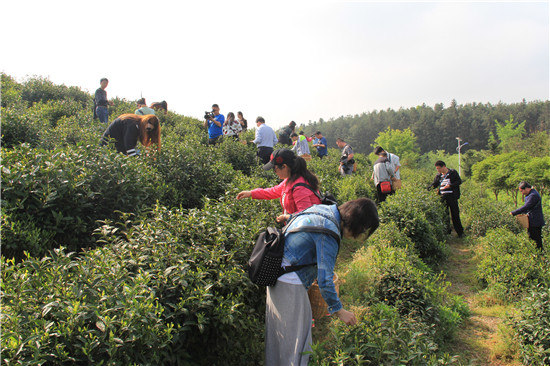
[265,198,379,366]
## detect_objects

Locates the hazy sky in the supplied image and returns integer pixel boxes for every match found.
[2,0,548,129]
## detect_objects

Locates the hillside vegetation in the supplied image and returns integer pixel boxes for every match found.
[1,74,549,365]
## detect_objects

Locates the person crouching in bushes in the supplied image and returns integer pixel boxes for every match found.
[100,114,161,156]
[236,148,321,222]
[264,198,379,366]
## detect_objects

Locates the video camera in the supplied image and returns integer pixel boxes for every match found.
[204,110,215,120]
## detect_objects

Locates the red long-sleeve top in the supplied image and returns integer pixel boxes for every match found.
[251,177,321,214]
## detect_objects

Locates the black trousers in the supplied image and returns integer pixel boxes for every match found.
[257,146,274,165]
[442,194,464,236]
[528,226,543,250]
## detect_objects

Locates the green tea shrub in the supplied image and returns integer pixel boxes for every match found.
[1,144,158,259]
[345,239,468,342]
[0,105,47,148]
[1,200,271,365]
[148,140,238,209]
[378,185,448,265]
[510,285,550,365]
[475,228,550,300]
[19,75,90,108]
[214,138,258,176]
[460,185,522,238]
[334,174,376,202]
[308,303,459,365]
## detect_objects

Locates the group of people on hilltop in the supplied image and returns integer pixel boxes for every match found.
[95,78,164,157]
[203,104,248,144]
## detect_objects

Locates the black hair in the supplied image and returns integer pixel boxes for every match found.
[289,121,297,128]
[374,146,384,155]
[339,198,379,238]
[286,156,319,191]
[519,181,532,189]
[256,116,265,124]
[435,160,446,167]
[290,132,298,138]
[100,78,108,83]
[212,104,219,108]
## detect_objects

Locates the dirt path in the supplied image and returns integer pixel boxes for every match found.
[443,237,521,366]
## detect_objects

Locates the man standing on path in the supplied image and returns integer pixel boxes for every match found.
[510,181,545,250]
[312,131,328,159]
[252,116,278,164]
[428,160,464,237]
[336,138,354,176]
[94,78,114,123]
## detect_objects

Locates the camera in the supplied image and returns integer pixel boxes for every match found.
[204,110,215,120]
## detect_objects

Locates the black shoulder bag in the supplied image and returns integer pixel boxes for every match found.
[248,213,340,286]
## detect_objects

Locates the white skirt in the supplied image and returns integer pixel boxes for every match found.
[265,280,312,366]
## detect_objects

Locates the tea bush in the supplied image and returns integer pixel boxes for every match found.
[510,285,550,365]
[475,228,550,301]
[1,198,278,365]
[460,183,522,238]
[1,144,158,259]
[344,239,467,343]
[308,303,459,365]
[378,184,448,265]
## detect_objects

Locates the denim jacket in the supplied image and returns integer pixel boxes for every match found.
[283,204,342,314]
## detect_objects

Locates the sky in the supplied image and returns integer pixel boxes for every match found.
[1,0,549,129]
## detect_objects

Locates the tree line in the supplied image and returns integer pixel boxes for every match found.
[300,99,549,155]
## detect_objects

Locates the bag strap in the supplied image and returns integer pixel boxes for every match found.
[291,182,323,202]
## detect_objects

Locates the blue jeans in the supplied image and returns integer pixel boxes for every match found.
[96,106,109,123]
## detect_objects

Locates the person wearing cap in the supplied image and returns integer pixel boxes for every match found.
[374,146,400,179]
[278,121,296,146]
[510,181,545,250]
[236,149,322,222]
[134,98,156,116]
[312,131,328,159]
[251,116,278,164]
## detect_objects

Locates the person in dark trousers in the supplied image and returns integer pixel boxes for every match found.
[510,181,545,250]
[94,78,114,123]
[100,114,161,156]
[428,160,464,237]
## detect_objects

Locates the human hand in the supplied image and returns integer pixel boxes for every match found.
[236,191,252,200]
[335,309,357,326]
[276,214,289,223]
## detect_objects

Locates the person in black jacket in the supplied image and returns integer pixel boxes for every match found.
[511,181,545,250]
[428,160,464,237]
[100,114,161,156]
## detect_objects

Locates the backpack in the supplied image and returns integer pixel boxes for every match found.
[291,182,338,206]
[248,213,340,286]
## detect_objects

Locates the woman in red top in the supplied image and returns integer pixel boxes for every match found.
[236,149,321,222]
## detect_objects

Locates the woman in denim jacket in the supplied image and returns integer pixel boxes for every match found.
[265,198,379,366]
